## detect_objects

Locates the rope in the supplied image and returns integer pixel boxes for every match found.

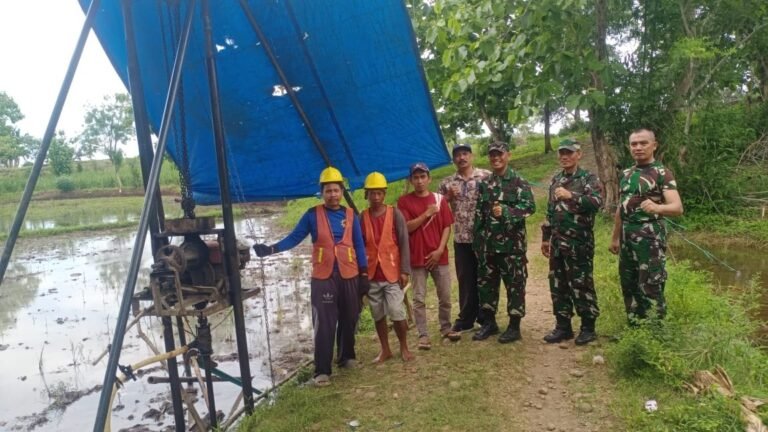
[227,147,278,400]
[258,256,277,402]
[664,218,739,273]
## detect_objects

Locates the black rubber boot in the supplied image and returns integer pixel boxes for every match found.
[543,316,574,343]
[498,316,522,344]
[575,317,597,345]
[472,310,499,341]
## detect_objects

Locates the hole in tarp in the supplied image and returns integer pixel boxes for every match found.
[272,85,302,97]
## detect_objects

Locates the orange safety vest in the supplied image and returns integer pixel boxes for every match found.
[312,205,359,280]
[361,206,400,283]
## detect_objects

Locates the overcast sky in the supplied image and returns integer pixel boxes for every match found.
[0,0,125,140]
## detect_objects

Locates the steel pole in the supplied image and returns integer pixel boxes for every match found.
[93,2,197,430]
[0,0,101,285]
[122,0,167,252]
[122,4,184,430]
[202,0,255,414]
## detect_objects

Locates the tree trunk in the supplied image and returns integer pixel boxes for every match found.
[478,101,505,143]
[574,109,581,123]
[543,103,553,154]
[114,166,123,193]
[758,57,768,102]
[590,0,619,213]
[589,115,619,212]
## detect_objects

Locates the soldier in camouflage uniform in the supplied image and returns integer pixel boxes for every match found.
[541,139,603,345]
[610,129,683,322]
[472,141,535,343]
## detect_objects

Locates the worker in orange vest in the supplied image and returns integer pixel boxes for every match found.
[360,172,414,363]
[253,167,368,387]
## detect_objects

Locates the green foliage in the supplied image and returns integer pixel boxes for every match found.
[0,91,25,168]
[127,159,142,189]
[658,103,768,213]
[55,176,76,193]
[409,0,519,142]
[48,132,75,176]
[410,0,768,214]
[558,119,590,137]
[78,93,134,190]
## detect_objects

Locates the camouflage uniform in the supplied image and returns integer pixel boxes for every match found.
[618,161,677,320]
[541,167,603,321]
[473,167,535,318]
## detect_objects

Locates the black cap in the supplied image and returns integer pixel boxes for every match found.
[452,143,472,155]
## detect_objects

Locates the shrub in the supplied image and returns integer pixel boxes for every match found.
[558,118,590,136]
[55,176,76,193]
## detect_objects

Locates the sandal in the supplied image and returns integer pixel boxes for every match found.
[442,330,461,342]
[313,374,330,387]
[417,336,431,350]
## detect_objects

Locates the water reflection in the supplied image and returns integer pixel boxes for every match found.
[0,216,313,431]
[0,261,42,334]
[669,237,767,332]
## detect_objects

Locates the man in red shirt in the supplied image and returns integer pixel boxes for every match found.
[360,172,414,362]
[397,162,460,350]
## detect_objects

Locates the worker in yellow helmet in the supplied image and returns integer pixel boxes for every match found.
[360,172,414,363]
[253,166,368,386]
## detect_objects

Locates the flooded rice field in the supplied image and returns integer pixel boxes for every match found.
[0,217,313,431]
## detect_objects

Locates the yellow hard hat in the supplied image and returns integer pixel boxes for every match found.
[319,166,343,184]
[364,172,387,189]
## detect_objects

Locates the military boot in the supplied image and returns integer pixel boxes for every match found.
[498,316,522,344]
[543,316,574,343]
[472,310,499,341]
[575,317,597,345]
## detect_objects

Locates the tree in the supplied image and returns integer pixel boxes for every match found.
[0,91,24,168]
[48,131,75,176]
[78,93,135,191]
[18,133,41,160]
[409,0,519,143]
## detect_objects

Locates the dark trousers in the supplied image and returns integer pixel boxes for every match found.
[310,273,360,376]
[454,242,481,326]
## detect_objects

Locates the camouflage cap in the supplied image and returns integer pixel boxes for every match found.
[558,138,581,151]
[488,141,509,153]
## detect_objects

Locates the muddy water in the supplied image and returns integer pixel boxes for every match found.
[669,236,768,335]
[0,208,141,233]
[0,217,314,431]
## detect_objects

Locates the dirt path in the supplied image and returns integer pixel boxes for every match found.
[500,234,616,432]
[504,140,615,431]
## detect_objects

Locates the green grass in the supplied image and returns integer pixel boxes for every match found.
[674,212,768,245]
[238,311,528,432]
[0,157,182,200]
[587,214,768,431]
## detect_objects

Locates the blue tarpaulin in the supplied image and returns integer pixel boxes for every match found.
[78,0,448,204]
